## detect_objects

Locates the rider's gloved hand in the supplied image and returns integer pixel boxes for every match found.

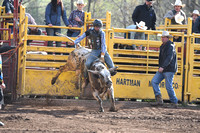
[68,41,75,46]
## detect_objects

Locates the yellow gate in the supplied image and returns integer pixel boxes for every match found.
[186,34,200,102]
[108,29,185,100]
[17,10,111,97]
[2,4,200,102]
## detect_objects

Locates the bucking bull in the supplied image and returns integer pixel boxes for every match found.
[51,36,117,112]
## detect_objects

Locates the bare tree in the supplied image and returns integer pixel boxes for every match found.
[87,0,92,12]
[92,0,97,18]
[111,0,129,27]
[71,0,74,12]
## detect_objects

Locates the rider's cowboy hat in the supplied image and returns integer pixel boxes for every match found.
[175,13,184,25]
[74,0,87,6]
[136,21,147,30]
[171,0,185,8]
[157,31,173,38]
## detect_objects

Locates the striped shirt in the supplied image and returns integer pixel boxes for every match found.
[68,9,84,32]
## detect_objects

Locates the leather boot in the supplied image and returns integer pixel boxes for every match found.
[151,95,164,106]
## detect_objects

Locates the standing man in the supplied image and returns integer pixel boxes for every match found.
[164,0,186,42]
[132,0,156,30]
[151,31,178,106]
[45,0,72,49]
[2,0,14,14]
[193,12,200,43]
[0,54,6,126]
[66,0,86,47]
[191,10,199,33]
[26,13,42,45]
[164,0,186,25]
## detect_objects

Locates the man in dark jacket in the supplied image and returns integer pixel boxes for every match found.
[151,31,178,106]
[132,0,156,30]
[194,16,200,43]
[2,0,14,14]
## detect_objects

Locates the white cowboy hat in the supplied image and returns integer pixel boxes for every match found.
[171,0,185,8]
[191,10,200,16]
[136,21,147,30]
[74,0,87,6]
[157,31,173,38]
[175,13,184,25]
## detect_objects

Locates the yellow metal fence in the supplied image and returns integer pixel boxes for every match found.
[1,5,200,102]
[108,29,184,100]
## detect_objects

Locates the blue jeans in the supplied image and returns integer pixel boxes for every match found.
[84,50,114,77]
[66,30,80,48]
[27,28,42,45]
[67,30,80,37]
[0,88,4,105]
[46,28,61,47]
[151,72,178,104]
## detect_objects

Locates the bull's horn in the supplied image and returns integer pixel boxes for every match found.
[88,70,100,75]
[109,66,118,72]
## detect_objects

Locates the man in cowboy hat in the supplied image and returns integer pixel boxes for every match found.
[125,21,147,50]
[164,0,186,42]
[164,0,186,25]
[151,31,178,107]
[132,0,156,30]
[66,0,86,47]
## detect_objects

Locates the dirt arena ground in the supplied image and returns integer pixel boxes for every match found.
[0,99,200,133]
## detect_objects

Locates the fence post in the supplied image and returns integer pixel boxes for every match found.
[108,29,114,59]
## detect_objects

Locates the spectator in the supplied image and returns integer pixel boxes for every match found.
[69,19,117,87]
[164,0,186,42]
[125,21,147,50]
[45,0,72,50]
[0,70,6,110]
[2,0,14,14]
[0,46,13,126]
[191,10,199,33]
[25,13,42,45]
[164,0,186,25]
[151,31,178,106]
[194,15,200,43]
[66,0,86,48]
[2,0,14,33]
[132,0,156,30]
[0,53,6,110]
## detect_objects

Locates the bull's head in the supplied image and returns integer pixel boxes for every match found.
[88,65,113,88]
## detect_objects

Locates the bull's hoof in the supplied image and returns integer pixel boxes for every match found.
[99,108,104,112]
[109,107,117,112]
[51,77,57,85]
[0,121,4,126]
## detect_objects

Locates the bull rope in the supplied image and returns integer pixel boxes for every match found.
[55,32,100,60]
